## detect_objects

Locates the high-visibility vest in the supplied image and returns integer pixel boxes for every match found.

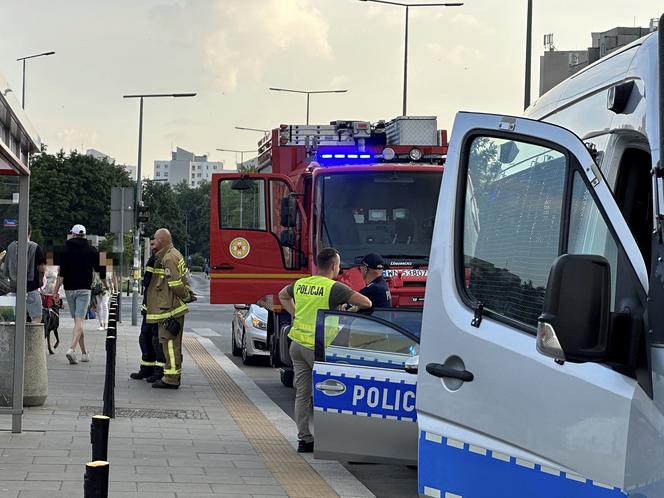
[288,275,336,349]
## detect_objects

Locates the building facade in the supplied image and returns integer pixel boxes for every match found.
[85,148,137,180]
[154,147,227,187]
[539,20,658,96]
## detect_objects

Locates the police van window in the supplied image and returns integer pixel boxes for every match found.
[568,172,619,309]
[323,314,418,369]
[218,178,266,230]
[462,136,566,329]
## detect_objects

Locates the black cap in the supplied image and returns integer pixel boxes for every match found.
[360,253,385,270]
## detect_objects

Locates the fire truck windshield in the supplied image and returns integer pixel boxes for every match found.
[316,171,442,267]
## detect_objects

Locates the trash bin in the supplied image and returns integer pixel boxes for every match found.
[0,322,48,407]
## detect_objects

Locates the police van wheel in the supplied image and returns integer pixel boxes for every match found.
[280,368,294,388]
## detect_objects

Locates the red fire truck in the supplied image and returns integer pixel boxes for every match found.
[210,116,446,385]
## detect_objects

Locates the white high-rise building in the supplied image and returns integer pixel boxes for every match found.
[86,148,137,180]
[154,147,228,187]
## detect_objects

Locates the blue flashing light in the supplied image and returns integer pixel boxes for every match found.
[316,146,380,165]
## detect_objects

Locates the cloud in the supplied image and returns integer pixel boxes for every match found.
[53,128,99,152]
[151,0,332,93]
[425,43,484,67]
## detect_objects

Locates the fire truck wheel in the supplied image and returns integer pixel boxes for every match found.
[280,368,294,388]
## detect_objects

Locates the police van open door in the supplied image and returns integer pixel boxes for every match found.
[312,309,422,464]
[210,173,308,304]
[417,113,663,497]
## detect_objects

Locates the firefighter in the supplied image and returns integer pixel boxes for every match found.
[129,244,166,381]
[146,228,195,389]
[278,247,371,452]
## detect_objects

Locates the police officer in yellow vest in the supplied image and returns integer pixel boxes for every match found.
[146,228,195,389]
[279,247,371,453]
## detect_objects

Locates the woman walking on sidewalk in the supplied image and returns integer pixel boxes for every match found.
[93,275,111,330]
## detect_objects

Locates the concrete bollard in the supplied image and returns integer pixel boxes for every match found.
[0,322,48,407]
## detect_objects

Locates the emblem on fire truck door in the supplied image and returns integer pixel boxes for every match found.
[229,237,251,259]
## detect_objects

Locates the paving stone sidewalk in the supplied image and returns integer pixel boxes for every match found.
[0,317,291,498]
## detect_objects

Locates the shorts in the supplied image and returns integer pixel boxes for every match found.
[65,289,91,319]
[26,290,42,320]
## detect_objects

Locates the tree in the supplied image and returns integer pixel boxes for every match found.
[29,150,133,248]
[141,180,185,246]
[173,180,210,260]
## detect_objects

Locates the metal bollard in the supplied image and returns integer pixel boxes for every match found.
[106,324,116,339]
[90,415,110,461]
[102,336,116,418]
[84,460,109,498]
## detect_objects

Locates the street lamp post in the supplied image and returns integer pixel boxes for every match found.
[524,0,533,109]
[216,148,256,170]
[268,88,347,124]
[16,51,55,109]
[123,92,196,326]
[357,0,462,115]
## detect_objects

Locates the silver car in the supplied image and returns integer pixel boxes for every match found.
[231,304,269,364]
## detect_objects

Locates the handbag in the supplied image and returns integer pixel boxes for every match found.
[0,276,11,296]
[92,281,103,295]
[86,307,96,320]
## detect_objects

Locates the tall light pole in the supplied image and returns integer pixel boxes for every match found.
[235,126,270,140]
[16,51,55,109]
[357,0,462,115]
[216,148,256,170]
[123,92,196,325]
[524,0,533,109]
[268,88,347,124]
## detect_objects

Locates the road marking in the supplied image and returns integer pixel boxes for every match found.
[191,327,219,337]
[184,336,339,498]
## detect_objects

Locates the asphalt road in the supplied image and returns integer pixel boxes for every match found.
[118,274,418,498]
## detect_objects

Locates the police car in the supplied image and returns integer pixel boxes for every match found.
[312,308,422,464]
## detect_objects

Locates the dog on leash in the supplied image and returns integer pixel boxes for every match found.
[41,294,61,355]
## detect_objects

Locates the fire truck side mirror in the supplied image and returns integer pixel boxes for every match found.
[230,177,253,191]
[280,197,297,228]
[280,229,296,248]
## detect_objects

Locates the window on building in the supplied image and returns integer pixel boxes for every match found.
[164,172,168,177]
[156,164,160,169]
[197,173,201,177]
[156,172,161,177]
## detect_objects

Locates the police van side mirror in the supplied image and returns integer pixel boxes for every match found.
[537,254,611,363]
[280,197,297,228]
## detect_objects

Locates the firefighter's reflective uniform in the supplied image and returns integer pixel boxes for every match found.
[145,244,192,386]
[130,253,166,382]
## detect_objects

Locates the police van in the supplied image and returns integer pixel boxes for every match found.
[416,23,664,498]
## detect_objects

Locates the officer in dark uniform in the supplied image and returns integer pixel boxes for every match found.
[358,253,392,309]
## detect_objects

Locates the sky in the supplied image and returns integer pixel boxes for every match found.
[0,0,659,177]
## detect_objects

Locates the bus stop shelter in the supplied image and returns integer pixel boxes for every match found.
[0,70,41,433]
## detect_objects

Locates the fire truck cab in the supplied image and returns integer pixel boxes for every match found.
[210,116,446,385]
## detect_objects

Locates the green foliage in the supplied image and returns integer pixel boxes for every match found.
[29,150,133,248]
[28,151,211,264]
[189,253,205,267]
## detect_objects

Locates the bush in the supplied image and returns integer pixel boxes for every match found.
[189,265,203,272]
[0,306,15,322]
[189,253,205,267]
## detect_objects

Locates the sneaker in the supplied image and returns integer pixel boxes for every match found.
[80,353,89,362]
[97,326,105,331]
[66,349,78,364]
[297,440,314,453]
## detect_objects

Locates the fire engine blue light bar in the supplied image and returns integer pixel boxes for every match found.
[316,147,380,165]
